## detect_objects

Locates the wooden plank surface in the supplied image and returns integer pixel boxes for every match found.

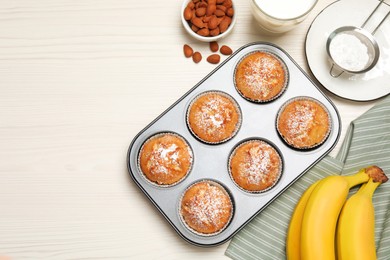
[0,0,379,259]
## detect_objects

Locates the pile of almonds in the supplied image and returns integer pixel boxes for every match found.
[184,41,233,64]
[183,0,234,37]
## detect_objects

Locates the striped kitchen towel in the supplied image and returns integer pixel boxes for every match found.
[225,95,390,260]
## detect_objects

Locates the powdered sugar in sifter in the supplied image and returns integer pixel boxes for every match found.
[326,0,390,77]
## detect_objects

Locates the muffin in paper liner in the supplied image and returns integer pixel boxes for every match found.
[179,179,234,236]
[186,90,242,145]
[137,132,193,187]
[276,96,332,150]
[228,138,284,194]
[234,50,289,103]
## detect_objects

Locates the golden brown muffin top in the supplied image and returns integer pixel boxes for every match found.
[180,181,233,235]
[187,92,241,144]
[234,51,287,102]
[229,140,282,192]
[277,98,331,149]
[139,133,193,185]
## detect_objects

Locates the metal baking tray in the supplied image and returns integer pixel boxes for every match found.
[127,42,341,247]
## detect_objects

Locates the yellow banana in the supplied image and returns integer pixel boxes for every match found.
[300,168,371,260]
[286,180,321,260]
[336,166,388,260]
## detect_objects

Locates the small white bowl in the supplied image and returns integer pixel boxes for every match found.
[181,0,236,42]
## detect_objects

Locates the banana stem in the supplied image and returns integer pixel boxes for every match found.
[358,178,380,198]
[344,165,388,188]
[344,169,369,188]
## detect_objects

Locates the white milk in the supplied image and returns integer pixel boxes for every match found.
[251,0,318,33]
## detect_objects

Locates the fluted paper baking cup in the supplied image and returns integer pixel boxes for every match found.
[228,138,284,194]
[178,179,235,237]
[186,90,242,145]
[276,96,332,150]
[233,50,289,103]
[137,132,194,188]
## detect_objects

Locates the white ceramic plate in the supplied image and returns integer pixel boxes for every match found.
[305,0,390,101]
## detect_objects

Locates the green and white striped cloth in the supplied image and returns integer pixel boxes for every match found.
[225,95,390,260]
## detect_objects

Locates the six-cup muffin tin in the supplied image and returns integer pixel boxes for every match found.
[127,42,341,247]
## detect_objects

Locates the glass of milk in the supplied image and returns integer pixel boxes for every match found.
[250,0,318,34]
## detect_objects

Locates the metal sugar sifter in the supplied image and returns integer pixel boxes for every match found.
[326,0,390,77]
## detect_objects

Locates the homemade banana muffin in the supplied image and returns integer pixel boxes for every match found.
[180,180,233,235]
[229,139,283,193]
[277,97,331,149]
[138,133,193,186]
[187,91,241,144]
[234,51,288,102]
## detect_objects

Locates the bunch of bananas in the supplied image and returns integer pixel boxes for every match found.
[286,165,388,260]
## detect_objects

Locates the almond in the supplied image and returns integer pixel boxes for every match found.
[216,16,224,26]
[192,52,202,63]
[208,0,217,4]
[208,15,218,30]
[197,2,208,8]
[206,4,216,16]
[209,27,220,36]
[183,44,194,58]
[220,45,232,55]
[226,7,234,17]
[207,54,220,64]
[192,9,196,20]
[191,24,199,32]
[196,7,206,17]
[216,0,225,4]
[223,0,232,8]
[203,15,212,23]
[191,17,205,28]
[219,16,231,33]
[215,9,225,17]
[210,41,219,52]
[197,28,210,36]
[216,5,227,12]
[187,1,195,9]
[184,7,192,21]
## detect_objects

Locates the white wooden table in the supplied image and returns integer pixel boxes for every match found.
[0,0,379,259]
